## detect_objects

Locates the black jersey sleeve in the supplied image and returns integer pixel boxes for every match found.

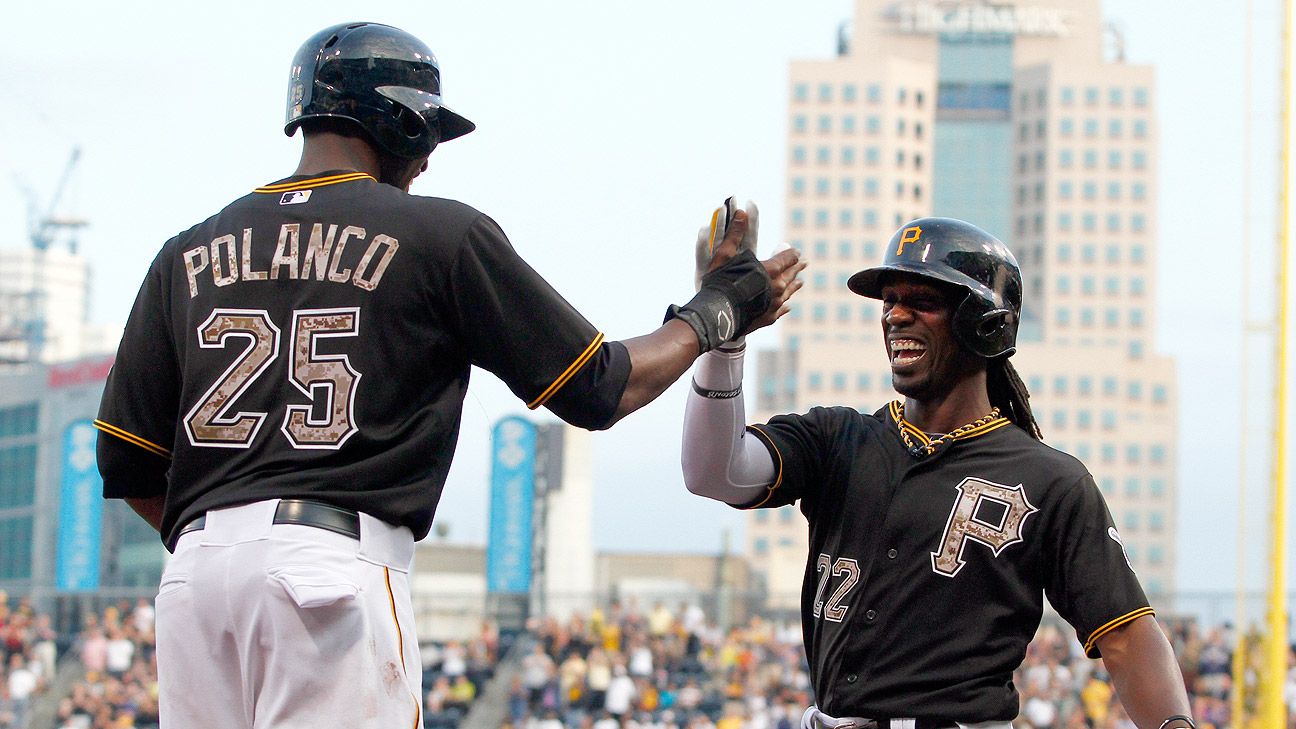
[741,406,849,509]
[95,247,181,498]
[1042,473,1153,658]
[449,215,627,429]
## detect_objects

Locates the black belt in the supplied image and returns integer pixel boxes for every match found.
[812,719,958,729]
[177,499,362,541]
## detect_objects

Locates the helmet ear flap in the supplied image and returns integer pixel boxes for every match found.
[952,296,1017,358]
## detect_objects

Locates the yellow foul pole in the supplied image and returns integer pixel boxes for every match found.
[1260,0,1292,723]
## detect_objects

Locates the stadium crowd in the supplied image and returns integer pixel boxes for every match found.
[0,594,1288,728]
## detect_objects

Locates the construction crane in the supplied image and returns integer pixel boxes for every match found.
[1,147,88,364]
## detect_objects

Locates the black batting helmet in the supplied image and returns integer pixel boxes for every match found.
[284,22,475,160]
[848,217,1022,358]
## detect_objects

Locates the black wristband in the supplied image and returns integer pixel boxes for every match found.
[1158,715,1195,729]
[691,380,742,399]
[666,249,771,353]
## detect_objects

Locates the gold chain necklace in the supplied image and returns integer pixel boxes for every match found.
[897,403,1001,458]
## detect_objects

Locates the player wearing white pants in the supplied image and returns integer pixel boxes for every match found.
[155,500,420,729]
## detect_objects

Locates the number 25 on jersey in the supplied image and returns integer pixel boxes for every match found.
[183,307,362,450]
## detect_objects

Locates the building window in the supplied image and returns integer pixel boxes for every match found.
[814,209,830,227]
[791,177,806,195]
[857,372,872,390]
[1084,118,1099,138]
[754,537,769,554]
[819,83,833,102]
[808,372,823,389]
[1150,478,1166,496]
[1059,149,1073,168]
[1107,182,1122,201]
[1106,213,1121,232]
[1128,381,1143,400]
[1055,308,1071,326]
[1102,410,1117,429]
[832,372,848,389]
[1101,443,1116,462]
[1108,119,1123,137]
[1081,276,1096,295]
[842,147,857,165]
[1060,118,1074,136]
[843,84,857,102]
[1059,181,1073,199]
[0,517,33,580]
[1130,309,1145,328]
[1132,182,1147,200]
[1110,87,1125,106]
[842,115,857,133]
[1132,151,1148,169]
[864,178,879,196]
[815,178,830,196]
[1060,87,1075,105]
[1130,277,1146,296]
[1133,119,1148,138]
[1134,87,1149,107]
[866,115,881,134]
[1107,150,1123,169]
[817,147,831,164]
[1082,245,1097,263]
[867,84,882,103]
[792,146,807,165]
[1104,308,1119,327]
[1057,244,1072,263]
[1085,87,1099,105]
[865,147,880,165]
[1053,410,1068,428]
[1100,477,1116,495]
[0,405,38,438]
[1083,150,1097,169]
[839,210,854,227]
[1126,444,1142,463]
[789,209,805,227]
[1058,213,1073,231]
[1131,214,1147,233]
[1056,276,1071,294]
[840,178,855,195]
[813,240,829,258]
[818,115,832,133]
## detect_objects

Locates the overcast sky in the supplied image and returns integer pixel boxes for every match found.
[1,0,1290,598]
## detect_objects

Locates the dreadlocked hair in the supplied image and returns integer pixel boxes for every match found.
[987,357,1042,440]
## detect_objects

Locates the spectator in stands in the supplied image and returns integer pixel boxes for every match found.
[604,663,637,720]
[104,627,134,680]
[522,642,558,712]
[79,626,107,679]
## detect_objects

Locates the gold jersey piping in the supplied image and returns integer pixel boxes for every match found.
[1083,606,1156,657]
[93,420,171,459]
[253,171,376,194]
[527,333,605,410]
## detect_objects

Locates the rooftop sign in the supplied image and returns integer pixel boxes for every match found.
[885,2,1072,37]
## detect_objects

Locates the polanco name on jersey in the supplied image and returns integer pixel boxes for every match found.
[181,223,400,298]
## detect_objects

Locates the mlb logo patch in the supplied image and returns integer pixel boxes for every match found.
[280,190,312,205]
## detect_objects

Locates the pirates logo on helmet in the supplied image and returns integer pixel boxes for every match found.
[847,217,1023,358]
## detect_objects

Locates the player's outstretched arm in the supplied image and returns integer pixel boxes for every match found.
[607,210,802,426]
[1096,614,1194,729]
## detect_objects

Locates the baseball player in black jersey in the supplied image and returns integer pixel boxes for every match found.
[681,218,1193,729]
[94,22,802,729]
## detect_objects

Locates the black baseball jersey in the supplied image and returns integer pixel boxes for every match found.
[743,401,1150,722]
[96,171,629,546]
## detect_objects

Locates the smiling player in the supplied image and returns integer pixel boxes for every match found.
[680,217,1193,728]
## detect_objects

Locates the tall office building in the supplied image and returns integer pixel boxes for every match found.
[753,0,1177,608]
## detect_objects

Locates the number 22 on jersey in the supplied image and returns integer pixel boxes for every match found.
[183,307,362,450]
